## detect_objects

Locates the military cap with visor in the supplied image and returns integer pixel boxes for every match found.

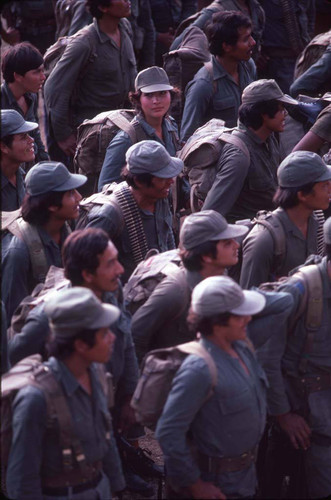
[25,161,87,196]
[277,151,331,188]
[135,66,173,93]
[1,109,38,138]
[241,79,298,106]
[126,140,183,178]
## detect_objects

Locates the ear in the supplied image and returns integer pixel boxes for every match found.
[0,141,10,154]
[74,338,89,354]
[201,253,214,265]
[13,71,24,84]
[297,190,312,204]
[48,205,60,214]
[222,41,233,54]
[81,268,94,285]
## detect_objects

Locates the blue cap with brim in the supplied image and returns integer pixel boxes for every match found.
[1,109,38,138]
[25,161,87,196]
[126,140,183,178]
[278,151,331,188]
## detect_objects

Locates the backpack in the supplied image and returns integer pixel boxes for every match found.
[1,210,48,284]
[44,24,98,80]
[7,266,69,341]
[73,109,147,196]
[131,341,218,430]
[123,249,182,315]
[163,26,211,127]
[177,118,250,212]
[1,354,112,495]
[294,30,331,80]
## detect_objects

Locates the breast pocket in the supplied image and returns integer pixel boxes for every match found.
[218,387,251,415]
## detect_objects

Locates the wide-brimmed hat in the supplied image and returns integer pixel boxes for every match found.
[180,210,248,250]
[44,287,120,340]
[277,151,331,188]
[135,66,173,93]
[25,161,87,196]
[1,109,38,138]
[191,276,266,317]
[242,79,298,106]
[126,140,183,178]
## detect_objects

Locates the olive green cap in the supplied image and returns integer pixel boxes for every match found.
[242,79,298,105]
[277,151,331,188]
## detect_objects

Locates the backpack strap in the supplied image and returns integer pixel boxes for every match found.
[218,130,250,161]
[113,184,150,265]
[203,60,217,95]
[109,112,142,144]
[177,341,218,398]
[294,265,323,374]
[10,218,48,283]
[254,210,287,276]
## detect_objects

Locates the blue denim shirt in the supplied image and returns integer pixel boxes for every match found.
[1,167,26,212]
[156,337,267,497]
[180,55,256,141]
[98,114,179,188]
[6,357,125,500]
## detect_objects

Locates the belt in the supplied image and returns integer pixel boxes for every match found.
[42,460,102,490]
[289,372,331,395]
[42,471,102,496]
[198,447,257,474]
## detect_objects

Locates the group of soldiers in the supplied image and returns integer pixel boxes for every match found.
[1,0,331,499]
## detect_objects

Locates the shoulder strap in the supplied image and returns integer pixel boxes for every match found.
[218,130,250,161]
[113,184,150,265]
[110,112,141,143]
[13,219,48,283]
[255,211,286,273]
[203,60,217,95]
[177,341,218,395]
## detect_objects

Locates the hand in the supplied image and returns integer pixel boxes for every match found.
[189,478,226,499]
[118,399,137,434]
[57,134,77,156]
[276,412,311,450]
[157,30,175,49]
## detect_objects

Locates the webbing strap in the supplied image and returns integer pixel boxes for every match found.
[16,219,48,283]
[177,341,218,390]
[218,131,250,161]
[113,184,149,265]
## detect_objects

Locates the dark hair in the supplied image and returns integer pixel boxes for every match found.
[1,42,43,83]
[179,240,218,271]
[86,0,112,19]
[206,10,252,57]
[46,328,98,360]
[326,243,331,262]
[187,308,232,336]
[63,228,110,285]
[1,134,15,148]
[239,100,282,130]
[21,191,64,225]
[129,87,181,114]
[273,183,316,209]
[121,165,154,189]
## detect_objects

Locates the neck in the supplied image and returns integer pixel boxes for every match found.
[83,282,103,300]
[98,15,120,36]
[249,124,272,142]
[285,204,312,236]
[216,55,239,79]
[199,266,226,280]
[42,217,65,243]
[130,186,156,212]
[8,81,25,100]
[146,115,163,133]
[63,353,90,378]
[209,326,234,354]
[1,158,21,180]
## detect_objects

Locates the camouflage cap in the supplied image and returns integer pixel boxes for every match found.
[191,276,266,317]
[1,109,38,138]
[242,79,298,106]
[277,151,331,188]
[44,287,120,339]
[324,217,331,245]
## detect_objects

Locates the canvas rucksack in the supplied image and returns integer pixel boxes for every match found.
[73,110,147,196]
[294,30,331,80]
[131,341,218,430]
[177,118,250,212]
[123,249,182,315]
[163,26,212,127]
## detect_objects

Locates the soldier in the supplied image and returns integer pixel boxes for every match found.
[79,140,183,282]
[240,151,331,288]
[202,79,297,222]
[1,42,48,165]
[1,109,38,212]
[2,161,86,325]
[44,0,137,164]
[180,10,256,141]
[132,209,248,364]
[156,275,267,499]
[257,217,331,499]
[5,287,125,499]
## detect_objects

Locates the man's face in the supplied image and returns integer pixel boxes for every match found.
[80,327,116,364]
[224,26,256,61]
[15,65,46,93]
[300,180,331,211]
[209,238,240,270]
[1,132,35,165]
[86,242,124,294]
[51,189,82,221]
[262,104,287,133]
[101,0,131,18]
[139,176,175,200]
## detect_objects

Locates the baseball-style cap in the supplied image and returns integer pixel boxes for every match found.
[44,287,120,340]
[191,276,266,317]
[241,79,298,106]
[126,140,183,178]
[180,210,248,250]
[324,217,331,245]
[25,161,87,196]
[135,66,173,93]
[1,109,38,138]
[277,151,331,188]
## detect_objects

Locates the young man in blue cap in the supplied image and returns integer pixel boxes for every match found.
[1,109,38,211]
[5,287,125,500]
[79,140,183,282]
[2,161,87,325]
